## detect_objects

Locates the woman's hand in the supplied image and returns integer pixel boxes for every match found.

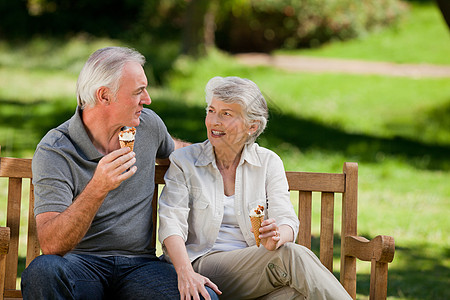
[258,218,281,251]
[177,266,221,300]
[164,235,221,300]
[259,219,294,251]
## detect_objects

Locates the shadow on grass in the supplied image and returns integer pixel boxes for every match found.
[0,98,76,157]
[265,106,450,171]
[309,234,450,299]
[16,234,449,299]
[150,98,450,171]
[2,95,448,171]
[350,237,450,300]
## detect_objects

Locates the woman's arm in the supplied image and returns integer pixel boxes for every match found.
[164,235,221,300]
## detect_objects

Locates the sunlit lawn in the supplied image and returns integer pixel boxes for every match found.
[0,2,449,299]
[277,3,450,65]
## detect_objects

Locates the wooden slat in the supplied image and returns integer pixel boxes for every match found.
[154,164,168,184]
[340,162,359,299]
[0,158,32,179]
[297,191,312,249]
[25,182,39,267]
[0,255,6,300]
[286,172,344,193]
[0,228,10,300]
[320,192,335,272]
[5,179,21,290]
[151,165,168,249]
[151,184,159,249]
[3,289,22,298]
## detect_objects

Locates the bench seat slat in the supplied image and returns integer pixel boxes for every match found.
[320,192,335,272]
[298,191,312,249]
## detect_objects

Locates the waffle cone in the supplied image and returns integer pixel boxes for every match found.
[250,215,264,247]
[119,140,135,151]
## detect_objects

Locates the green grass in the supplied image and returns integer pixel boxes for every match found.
[0,1,449,299]
[277,3,450,65]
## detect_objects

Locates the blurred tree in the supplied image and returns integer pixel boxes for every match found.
[181,0,211,57]
[0,0,30,39]
[436,0,450,29]
[0,0,409,56]
[181,0,250,56]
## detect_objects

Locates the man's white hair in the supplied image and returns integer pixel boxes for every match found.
[76,47,145,109]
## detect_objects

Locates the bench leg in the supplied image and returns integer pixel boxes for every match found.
[0,254,6,300]
[370,259,388,300]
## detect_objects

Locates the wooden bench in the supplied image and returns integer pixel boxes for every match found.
[0,156,394,300]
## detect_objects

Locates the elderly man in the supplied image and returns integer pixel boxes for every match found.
[21,47,218,300]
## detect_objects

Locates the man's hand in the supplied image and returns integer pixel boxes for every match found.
[91,147,137,195]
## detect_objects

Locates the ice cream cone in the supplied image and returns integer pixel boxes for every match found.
[250,215,264,247]
[118,127,136,151]
[119,140,135,151]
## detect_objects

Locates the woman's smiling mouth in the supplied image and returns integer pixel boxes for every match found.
[211,130,225,137]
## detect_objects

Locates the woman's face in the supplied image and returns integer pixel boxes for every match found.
[205,98,251,151]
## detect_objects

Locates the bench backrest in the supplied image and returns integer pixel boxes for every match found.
[1,157,392,300]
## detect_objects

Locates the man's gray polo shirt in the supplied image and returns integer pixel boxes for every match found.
[32,107,174,257]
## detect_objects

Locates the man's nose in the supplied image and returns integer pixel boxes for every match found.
[141,89,151,105]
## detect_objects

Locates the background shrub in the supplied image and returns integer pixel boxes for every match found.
[215,0,409,53]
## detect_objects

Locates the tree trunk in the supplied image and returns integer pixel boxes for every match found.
[436,0,450,29]
[182,0,211,57]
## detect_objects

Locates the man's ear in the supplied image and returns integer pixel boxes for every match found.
[96,86,111,106]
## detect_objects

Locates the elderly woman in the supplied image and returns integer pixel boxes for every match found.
[158,76,352,300]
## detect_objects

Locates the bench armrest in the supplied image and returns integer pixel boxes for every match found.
[345,235,395,263]
[345,235,395,299]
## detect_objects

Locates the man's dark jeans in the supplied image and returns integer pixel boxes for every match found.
[21,253,218,300]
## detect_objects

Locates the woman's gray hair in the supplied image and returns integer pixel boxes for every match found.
[205,76,269,145]
[76,47,146,109]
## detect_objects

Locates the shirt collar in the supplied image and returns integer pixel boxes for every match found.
[68,106,104,161]
[195,140,262,168]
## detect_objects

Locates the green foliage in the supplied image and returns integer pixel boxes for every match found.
[280,3,450,65]
[0,2,448,298]
[215,0,409,52]
[0,0,145,39]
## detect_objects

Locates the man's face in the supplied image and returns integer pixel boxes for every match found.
[110,61,151,127]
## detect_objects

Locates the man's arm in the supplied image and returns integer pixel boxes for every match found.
[156,137,190,165]
[36,148,136,256]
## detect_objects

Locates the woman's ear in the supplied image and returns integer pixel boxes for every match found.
[96,86,111,106]
[249,121,260,135]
